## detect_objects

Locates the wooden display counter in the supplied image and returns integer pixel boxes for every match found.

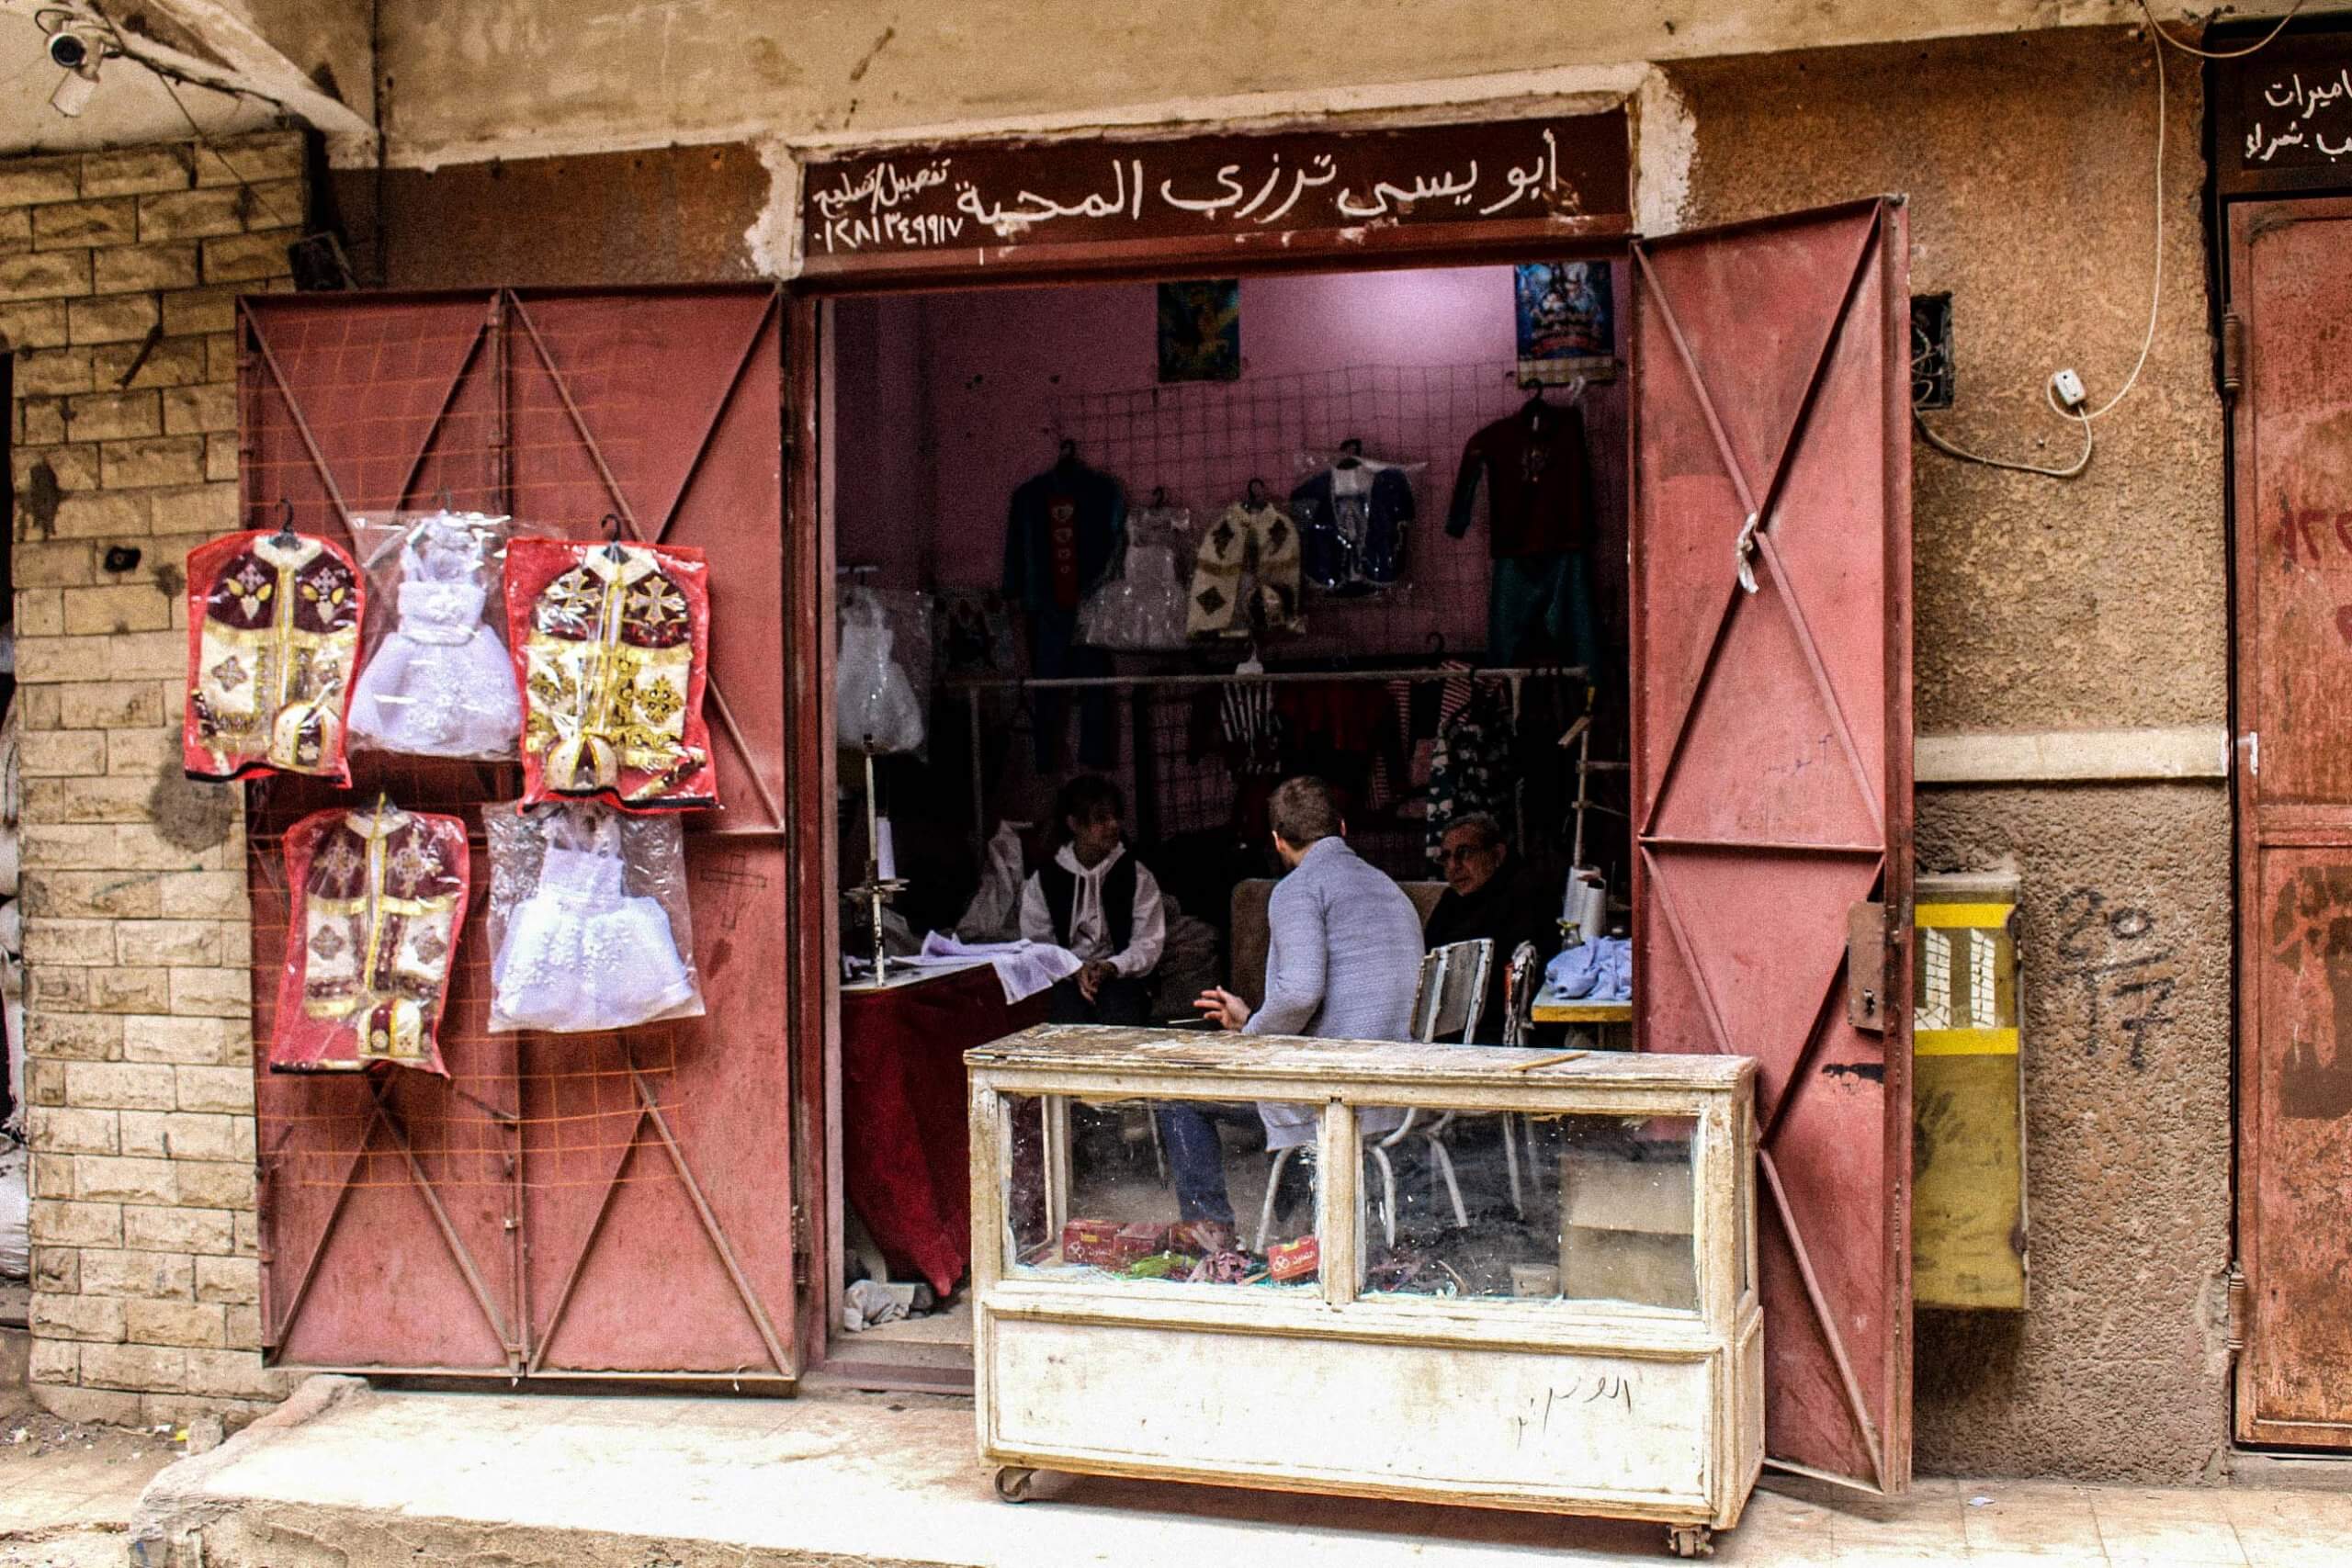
[966,1026,1760,1557]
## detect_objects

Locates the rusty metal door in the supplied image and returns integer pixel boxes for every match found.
[2228,196,2352,1449]
[242,287,798,1381]
[1629,198,1914,1493]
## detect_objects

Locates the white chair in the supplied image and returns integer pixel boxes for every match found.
[1252,939,1493,1251]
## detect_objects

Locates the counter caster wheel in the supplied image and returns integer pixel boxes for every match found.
[994,1466,1037,1504]
[1667,1524,1713,1559]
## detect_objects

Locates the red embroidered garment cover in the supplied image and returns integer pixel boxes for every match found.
[503,539,716,812]
[184,531,366,784]
[272,805,469,1077]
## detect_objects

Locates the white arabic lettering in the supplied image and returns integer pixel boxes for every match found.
[815,124,1580,251]
[809,157,953,222]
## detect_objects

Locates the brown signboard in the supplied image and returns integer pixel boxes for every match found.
[2215,29,2352,197]
[797,111,1629,283]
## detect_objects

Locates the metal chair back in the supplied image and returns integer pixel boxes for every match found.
[1411,939,1493,1045]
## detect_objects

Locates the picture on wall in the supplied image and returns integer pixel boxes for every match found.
[1158,279,1242,383]
[1514,261,1617,385]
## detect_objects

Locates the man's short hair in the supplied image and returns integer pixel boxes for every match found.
[1268,775,1343,848]
[1442,812,1507,852]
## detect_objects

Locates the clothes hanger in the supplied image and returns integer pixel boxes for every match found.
[1149,486,1168,509]
[1057,437,1079,468]
[269,497,298,547]
[598,513,629,563]
[1245,477,1270,507]
[1335,437,1364,470]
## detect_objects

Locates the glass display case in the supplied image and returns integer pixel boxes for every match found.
[967,1026,1760,1558]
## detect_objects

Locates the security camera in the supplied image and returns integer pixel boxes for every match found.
[46,27,95,72]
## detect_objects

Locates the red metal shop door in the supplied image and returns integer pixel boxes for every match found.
[242,288,798,1380]
[2227,195,2352,1449]
[1630,198,1914,1492]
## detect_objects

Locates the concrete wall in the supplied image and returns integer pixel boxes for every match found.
[1667,27,2232,1479]
[356,0,2271,169]
[4,135,303,1427]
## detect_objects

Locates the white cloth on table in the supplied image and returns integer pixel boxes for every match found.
[492,843,695,1032]
[909,932,1080,1005]
[348,525,522,758]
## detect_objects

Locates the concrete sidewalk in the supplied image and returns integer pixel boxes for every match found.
[127,1378,2352,1567]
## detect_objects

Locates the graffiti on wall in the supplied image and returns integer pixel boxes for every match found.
[2269,864,2352,1121]
[2054,886,2177,1073]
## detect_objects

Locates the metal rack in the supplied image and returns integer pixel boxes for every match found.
[949,662,1587,862]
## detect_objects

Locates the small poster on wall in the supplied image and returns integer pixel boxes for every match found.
[1158,280,1242,382]
[1514,261,1617,386]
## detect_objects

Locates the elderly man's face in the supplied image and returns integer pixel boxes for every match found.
[1439,826,1506,897]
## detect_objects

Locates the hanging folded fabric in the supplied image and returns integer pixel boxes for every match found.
[269,801,469,1076]
[347,510,530,761]
[484,801,704,1034]
[503,533,717,812]
[184,521,366,784]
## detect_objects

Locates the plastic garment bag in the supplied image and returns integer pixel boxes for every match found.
[485,802,704,1033]
[836,586,924,753]
[347,512,527,760]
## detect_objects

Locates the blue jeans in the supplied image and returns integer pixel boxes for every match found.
[1156,1102,1237,1226]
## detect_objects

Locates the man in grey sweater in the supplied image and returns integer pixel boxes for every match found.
[1178,777,1425,1224]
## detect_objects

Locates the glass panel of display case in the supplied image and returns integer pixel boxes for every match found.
[1001,1094,1322,1290]
[1355,1109,1700,1312]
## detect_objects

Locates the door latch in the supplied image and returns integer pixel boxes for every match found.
[1847,901,1888,1033]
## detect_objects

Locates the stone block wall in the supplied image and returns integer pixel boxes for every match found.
[7,133,306,1427]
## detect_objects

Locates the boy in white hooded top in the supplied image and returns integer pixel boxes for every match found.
[1018,774,1166,1027]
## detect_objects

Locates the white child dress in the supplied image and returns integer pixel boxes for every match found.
[835,592,923,753]
[348,521,524,758]
[490,818,698,1033]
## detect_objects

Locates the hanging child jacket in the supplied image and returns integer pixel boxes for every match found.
[184,530,366,784]
[271,804,468,1076]
[1291,463,1414,592]
[504,538,716,811]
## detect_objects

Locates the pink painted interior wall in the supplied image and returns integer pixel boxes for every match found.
[831,262,1628,664]
[904,267,1514,591]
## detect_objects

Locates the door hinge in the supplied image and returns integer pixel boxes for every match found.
[2220,309,2246,400]
[2225,1262,2248,1357]
[790,1201,810,1266]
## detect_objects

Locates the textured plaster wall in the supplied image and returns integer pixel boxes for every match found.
[1670,29,2232,1478]
[1915,787,2233,1479]
[361,0,2259,169]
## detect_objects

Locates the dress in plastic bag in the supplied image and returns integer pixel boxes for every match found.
[347,513,525,759]
[1079,506,1193,650]
[504,538,716,811]
[270,803,469,1076]
[184,530,366,784]
[486,802,703,1032]
[836,589,923,753]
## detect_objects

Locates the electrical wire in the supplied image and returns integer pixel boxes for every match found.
[1918,1,2300,479]
[1914,399,2094,479]
[2137,0,2307,59]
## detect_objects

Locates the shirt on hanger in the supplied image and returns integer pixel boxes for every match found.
[1446,401,1591,558]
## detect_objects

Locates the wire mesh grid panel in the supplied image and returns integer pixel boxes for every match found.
[241,289,796,1377]
[1056,361,1581,660]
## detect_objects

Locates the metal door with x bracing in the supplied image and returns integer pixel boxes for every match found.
[1629,198,1914,1493]
[242,287,798,1380]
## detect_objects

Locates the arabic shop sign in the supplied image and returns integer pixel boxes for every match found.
[2218,39,2352,195]
[797,111,1629,279]
[2243,66,2352,170]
